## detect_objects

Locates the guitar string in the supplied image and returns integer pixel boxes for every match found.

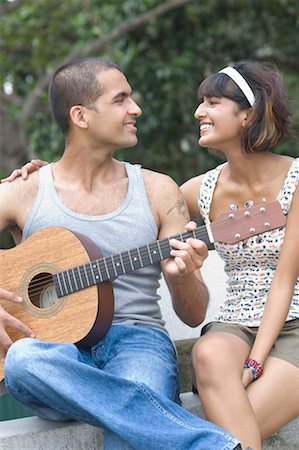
[26,209,275,296]
[25,228,211,296]
[22,204,278,296]
[25,222,269,296]
[25,219,270,296]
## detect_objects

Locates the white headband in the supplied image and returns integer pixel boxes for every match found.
[218,66,255,106]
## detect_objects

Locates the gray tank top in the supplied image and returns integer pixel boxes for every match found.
[23,162,167,333]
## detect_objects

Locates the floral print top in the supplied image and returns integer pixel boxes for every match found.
[198,158,299,326]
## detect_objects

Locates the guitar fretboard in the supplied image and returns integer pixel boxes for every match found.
[53,226,210,298]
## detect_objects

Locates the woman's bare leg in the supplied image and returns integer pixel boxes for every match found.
[247,356,299,439]
[192,332,261,450]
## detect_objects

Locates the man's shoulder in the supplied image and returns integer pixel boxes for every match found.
[1,171,40,196]
[0,171,39,220]
[141,168,179,193]
[0,171,40,232]
[140,168,184,226]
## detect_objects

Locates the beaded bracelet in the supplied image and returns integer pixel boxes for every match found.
[244,358,263,381]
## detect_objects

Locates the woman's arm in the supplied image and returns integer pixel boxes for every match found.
[242,185,299,386]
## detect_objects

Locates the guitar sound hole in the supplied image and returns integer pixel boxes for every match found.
[28,272,59,309]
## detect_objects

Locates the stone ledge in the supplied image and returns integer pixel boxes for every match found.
[0,392,298,449]
[0,417,103,450]
[180,393,299,450]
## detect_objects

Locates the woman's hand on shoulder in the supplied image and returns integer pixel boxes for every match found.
[1,159,48,183]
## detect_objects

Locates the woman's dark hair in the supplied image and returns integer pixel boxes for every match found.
[48,58,123,135]
[198,61,291,153]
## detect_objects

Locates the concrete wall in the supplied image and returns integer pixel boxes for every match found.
[159,250,226,340]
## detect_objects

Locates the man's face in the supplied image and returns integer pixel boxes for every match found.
[84,69,142,151]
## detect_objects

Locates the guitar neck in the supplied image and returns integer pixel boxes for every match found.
[53,225,210,298]
[53,200,286,298]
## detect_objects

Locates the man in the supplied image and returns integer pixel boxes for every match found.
[0,59,240,449]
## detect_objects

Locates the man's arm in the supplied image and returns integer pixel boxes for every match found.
[0,180,37,357]
[143,170,209,327]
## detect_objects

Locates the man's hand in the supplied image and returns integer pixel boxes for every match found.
[0,288,35,360]
[1,159,48,183]
[164,221,208,277]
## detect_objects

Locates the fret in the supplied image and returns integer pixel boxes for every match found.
[121,251,132,273]
[103,258,110,280]
[83,264,92,287]
[137,247,144,267]
[194,227,209,244]
[111,254,125,276]
[104,256,118,280]
[61,272,69,295]
[118,252,125,274]
[110,256,119,277]
[146,244,154,264]
[79,265,89,289]
[87,264,96,285]
[160,238,171,259]
[91,262,101,283]
[147,242,162,264]
[53,274,63,298]
[156,241,163,260]
[128,251,134,271]
[71,268,79,291]
[95,259,106,282]
[77,265,86,289]
[95,261,103,282]
[129,248,143,270]
[66,269,76,293]
[82,265,88,286]
[57,273,64,297]
[138,246,151,266]
[88,263,97,285]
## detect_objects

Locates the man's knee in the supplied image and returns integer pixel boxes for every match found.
[5,337,39,381]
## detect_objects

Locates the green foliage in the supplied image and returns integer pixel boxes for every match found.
[1,0,298,183]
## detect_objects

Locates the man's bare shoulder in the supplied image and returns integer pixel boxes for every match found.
[141,168,179,196]
[141,167,184,211]
[0,171,40,230]
[1,170,39,196]
[141,168,189,230]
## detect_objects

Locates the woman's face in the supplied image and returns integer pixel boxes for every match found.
[194,96,248,151]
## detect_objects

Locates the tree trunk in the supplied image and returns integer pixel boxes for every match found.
[0,97,31,176]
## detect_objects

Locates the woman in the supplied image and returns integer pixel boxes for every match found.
[180,61,299,450]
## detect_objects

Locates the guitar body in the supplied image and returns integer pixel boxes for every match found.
[0,227,114,381]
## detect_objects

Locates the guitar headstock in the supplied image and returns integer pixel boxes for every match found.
[211,201,286,244]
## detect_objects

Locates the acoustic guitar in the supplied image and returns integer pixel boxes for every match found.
[0,201,286,381]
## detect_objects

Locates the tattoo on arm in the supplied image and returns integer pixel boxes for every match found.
[166,191,188,218]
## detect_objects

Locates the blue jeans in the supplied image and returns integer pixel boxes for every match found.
[5,325,240,450]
